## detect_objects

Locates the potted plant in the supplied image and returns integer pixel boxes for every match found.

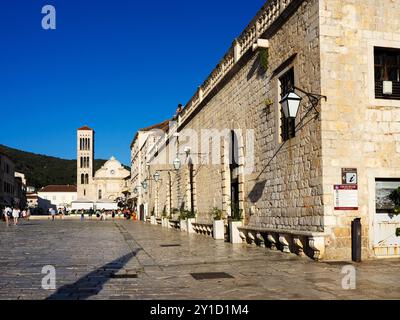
[212,207,225,240]
[179,209,195,232]
[186,210,196,234]
[161,208,168,227]
[179,209,188,232]
[229,202,244,244]
[150,208,156,225]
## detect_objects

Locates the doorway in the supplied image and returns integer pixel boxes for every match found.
[374,178,400,256]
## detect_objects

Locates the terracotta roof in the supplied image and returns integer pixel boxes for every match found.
[78,125,93,131]
[39,185,77,193]
[130,119,170,149]
[139,119,170,133]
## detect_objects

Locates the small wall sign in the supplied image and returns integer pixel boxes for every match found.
[334,185,358,210]
[342,168,358,185]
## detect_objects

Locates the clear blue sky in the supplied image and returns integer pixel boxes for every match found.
[0,0,265,165]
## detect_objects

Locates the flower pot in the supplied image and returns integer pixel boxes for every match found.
[213,220,224,240]
[187,218,196,234]
[229,220,243,244]
[180,219,187,232]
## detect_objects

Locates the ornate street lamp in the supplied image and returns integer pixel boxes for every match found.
[173,157,181,170]
[154,171,161,182]
[141,180,148,191]
[280,91,302,119]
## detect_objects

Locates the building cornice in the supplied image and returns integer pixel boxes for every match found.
[178,0,304,130]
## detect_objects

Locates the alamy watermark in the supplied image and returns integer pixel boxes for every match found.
[41,265,56,290]
[41,5,56,30]
[341,265,356,290]
[145,121,256,174]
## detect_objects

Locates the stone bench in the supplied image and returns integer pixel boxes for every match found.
[238,226,327,261]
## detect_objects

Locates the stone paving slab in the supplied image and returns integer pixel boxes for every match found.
[0,220,399,300]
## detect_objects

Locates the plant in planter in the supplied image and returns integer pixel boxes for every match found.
[212,208,225,240]
[396,228,400,237]
[212,207,224,220]
[229,202,243,243]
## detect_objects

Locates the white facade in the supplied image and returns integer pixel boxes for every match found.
[37,187,77,211]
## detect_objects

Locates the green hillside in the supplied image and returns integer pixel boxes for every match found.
[0,144,129,189]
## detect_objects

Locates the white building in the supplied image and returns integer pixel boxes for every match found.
[37,185,77,211]
[130,120,170,220]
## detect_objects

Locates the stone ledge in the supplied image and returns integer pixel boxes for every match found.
[238,226,327,261]
[192,222,213,237]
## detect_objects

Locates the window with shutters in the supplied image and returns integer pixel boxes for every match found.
[375,47,400,100]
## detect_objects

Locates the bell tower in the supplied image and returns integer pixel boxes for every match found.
[77,125,94,200]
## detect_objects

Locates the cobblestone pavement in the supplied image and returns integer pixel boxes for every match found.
[0,220,399,300]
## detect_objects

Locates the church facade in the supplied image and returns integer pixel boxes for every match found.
[72,126,130,210]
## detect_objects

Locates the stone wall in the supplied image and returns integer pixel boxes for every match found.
[173,0,323,231]
[319,0,400,259]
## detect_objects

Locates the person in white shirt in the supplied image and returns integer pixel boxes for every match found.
[12,207,20,226]
[2,207,10,226]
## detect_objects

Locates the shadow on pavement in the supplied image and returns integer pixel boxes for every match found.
[46,250,140,300]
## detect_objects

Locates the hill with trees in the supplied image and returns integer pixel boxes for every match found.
[0,144,129,189]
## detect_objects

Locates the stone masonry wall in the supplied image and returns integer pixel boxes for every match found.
[175,0,323,231]
[319,0,400,259]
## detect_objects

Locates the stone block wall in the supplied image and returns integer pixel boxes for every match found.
[319,0,400,259]
[174,0,324,231]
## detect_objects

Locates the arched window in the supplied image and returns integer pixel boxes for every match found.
[80,157,83,168]
[88,138,90,150]
[80,138,82,150]
[81,174,85,184]
[85,174,89,184]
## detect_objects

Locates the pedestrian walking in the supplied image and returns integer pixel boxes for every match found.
[21,209,27,220]
[5,206,12,226]
[12,207,20,226]
[2,207,10,226]
[50,208,56,221]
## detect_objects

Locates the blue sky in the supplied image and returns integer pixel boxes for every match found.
[0,0,265,165]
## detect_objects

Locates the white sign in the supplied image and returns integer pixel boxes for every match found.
[334,185,358,210]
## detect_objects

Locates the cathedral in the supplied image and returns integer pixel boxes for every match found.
[71,125,130,210]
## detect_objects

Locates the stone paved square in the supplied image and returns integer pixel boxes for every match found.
[0,220,399,300]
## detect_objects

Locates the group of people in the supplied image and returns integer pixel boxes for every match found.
[78,208,137,221]
[1,206,31,226]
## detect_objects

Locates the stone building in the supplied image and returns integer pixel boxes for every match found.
[0,152,16,208]
[0,153,27,209]
[72,126,130,210]
[139,0,400,261]
[129,120,170,221]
